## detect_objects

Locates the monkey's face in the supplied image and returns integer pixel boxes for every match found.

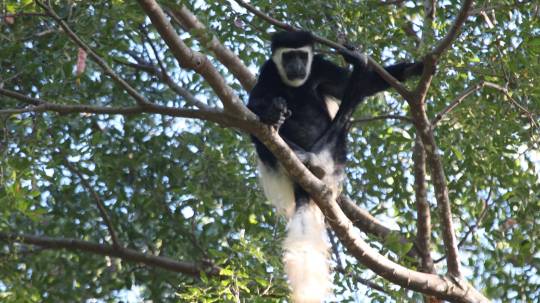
[282,50,309,79]
[272,45,313,87]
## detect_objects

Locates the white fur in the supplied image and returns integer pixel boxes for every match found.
[324,95,340,120]
[283,203,331,303]
[311,149,343,195]
[272,46,313,88]
[257,160,295,218]
[257,148,344,303]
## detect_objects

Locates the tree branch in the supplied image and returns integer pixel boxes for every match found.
[0,88,238,127]
[432,81,484,126]
[0,232,219,277]
[139,26,211,110]
[248,123,490,302]
[432,81,538,128]
[351,114,413,125]
[35,1,153,107]
[414,0,473,101]
[167,5,257,92]
[429,0,474,58]
[338,195,420,261]
[63,161,121,248]
[413,135,435,274]
[137,0,249,116]
[483,82,539,128]
[404,0,476,279]
[328,230,392,295]
[409,102,462,277]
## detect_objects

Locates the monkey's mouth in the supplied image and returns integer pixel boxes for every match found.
[286,71,306,80]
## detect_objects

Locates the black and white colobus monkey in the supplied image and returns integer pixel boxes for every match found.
[248,31,422,302]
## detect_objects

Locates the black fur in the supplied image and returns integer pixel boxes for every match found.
[271,31,314,52]
[249,31,422,208]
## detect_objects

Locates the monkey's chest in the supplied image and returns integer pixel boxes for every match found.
[280,92,334,149]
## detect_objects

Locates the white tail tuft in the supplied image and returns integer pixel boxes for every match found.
[283,203,331,303]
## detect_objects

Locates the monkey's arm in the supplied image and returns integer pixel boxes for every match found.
[247,62,291,127]
[360,61,423,97]
[313,55,357,99]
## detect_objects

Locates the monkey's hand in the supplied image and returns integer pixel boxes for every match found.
[339,44,368,69]
[259,97,291,128]
[404,61,426,78]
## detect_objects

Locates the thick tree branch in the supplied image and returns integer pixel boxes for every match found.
[0,232,218,277]
[338,195,420,260]
[413,135,435,274]
[248,123,490,302]
[63,161,121,248]
[405,0,475,280]
[339,196,409,245]
[167,5,257,92]
[35,1,153,107]
[137,0,249,116]
[413,134,439,303]
[409,102,462,277]
[234,0,413,100]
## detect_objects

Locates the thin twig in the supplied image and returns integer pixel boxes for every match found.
[139,25,211,110]
[352,114,413,124]
[328,229,345,270]
[435,190,492,263]
[0,232,220,276]
[0,12,48,18]
[432,81,485,126]
[64,161,121,247]
[483,82,539,128]
[432,81,539,128]
[329,230,391,295]
[35,1,153,107]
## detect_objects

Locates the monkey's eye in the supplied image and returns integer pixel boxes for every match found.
[298,52,308,60]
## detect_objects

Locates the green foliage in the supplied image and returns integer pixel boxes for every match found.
[1,0,539,302]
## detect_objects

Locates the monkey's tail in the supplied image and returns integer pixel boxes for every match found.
[283,202,331,303]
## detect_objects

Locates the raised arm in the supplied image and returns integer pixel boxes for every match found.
[313,55,354,99]
[315,54,423,99]
[360,61,423,97]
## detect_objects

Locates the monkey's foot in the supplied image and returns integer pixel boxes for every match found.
[301,152,327,179]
